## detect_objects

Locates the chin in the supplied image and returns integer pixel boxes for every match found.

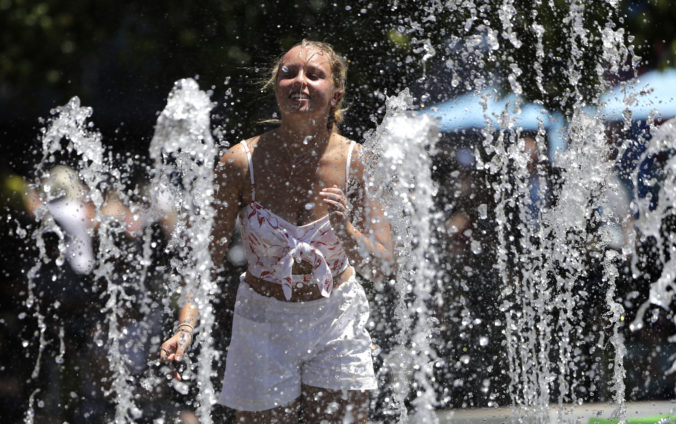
[285,108,318,117]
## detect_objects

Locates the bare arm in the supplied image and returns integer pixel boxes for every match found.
[160,144,247,377]
[320,144,394,282]
[209,146,247,273]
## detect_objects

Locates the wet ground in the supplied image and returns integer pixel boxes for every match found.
[438,401,676,423]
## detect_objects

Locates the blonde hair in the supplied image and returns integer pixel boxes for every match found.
[263,39,348,131]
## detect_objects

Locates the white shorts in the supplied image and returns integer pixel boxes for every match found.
[217,274,377,412]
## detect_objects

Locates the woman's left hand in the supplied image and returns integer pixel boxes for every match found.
[320,185,351,237]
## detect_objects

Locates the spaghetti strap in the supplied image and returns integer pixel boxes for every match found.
[241,141,256,201]
[345,140,356,190]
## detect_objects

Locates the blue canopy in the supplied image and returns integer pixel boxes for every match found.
[425,68,676,130]
[597,68,676,121]
[422,68,676,162]
[422,89,566,159]
[423,89,562,132]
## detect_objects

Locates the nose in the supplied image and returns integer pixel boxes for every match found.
[292,69,307,88]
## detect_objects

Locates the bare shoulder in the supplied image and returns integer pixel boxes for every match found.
[330,134,368,182]
[214,137,261,197]
[331,133,353,148]
[217,136,261,171]
[329,133,363,158]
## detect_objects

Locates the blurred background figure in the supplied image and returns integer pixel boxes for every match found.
[25,165,96,275]
[100,189,143,239]
[146,181,177,239]
[19,165,112,422]
[18,166,200,421]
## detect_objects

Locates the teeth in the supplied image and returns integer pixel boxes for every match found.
[291,94,309,100]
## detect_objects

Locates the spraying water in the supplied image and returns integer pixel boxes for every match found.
[363,89,441,423]
[24,96,142,423]
[148,78,219,423]
[630,118,676,334]
[14,1,676,423]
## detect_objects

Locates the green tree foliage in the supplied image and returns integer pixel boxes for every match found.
[1,1,425,138]
[622,0,676,70]
[0,1,672,151]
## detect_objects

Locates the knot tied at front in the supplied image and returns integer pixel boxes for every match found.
[280,239,333,301]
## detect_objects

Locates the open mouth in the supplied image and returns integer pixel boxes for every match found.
[290,93,310,100]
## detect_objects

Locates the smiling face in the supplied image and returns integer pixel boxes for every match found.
[274,45,341,123]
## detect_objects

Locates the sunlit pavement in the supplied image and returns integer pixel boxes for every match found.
[436,401,676,423]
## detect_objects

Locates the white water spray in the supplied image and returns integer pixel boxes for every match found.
[364,89,441,423]
[149,78,219,423]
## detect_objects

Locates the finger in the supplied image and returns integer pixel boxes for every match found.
[171,363,183,381]
[320,192,346,206]
[319,190,343,198]
[160,344,173,361]
[322,198,346,211]
[175,332,192,361]
[330,211,347,220]
[322,197,342,207]
[321,184,344,192]
[325,207,347,221]
[320,187,344,195]
[175,349,185,362]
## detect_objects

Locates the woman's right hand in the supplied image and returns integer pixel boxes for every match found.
[159,329,193,381]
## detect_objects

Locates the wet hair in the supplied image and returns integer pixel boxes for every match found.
[263,39,348,131]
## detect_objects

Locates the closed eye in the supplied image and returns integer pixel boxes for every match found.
[306,65,326,80]
[279,65,298,79]
[278,64,327,81]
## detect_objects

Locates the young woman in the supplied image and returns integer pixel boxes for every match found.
[160,39,393,423]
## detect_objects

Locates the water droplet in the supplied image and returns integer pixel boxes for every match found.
[325,401,340,414]
[130,406,143,419]
[629,321,643,332]
[478,204,488,220]
[460,355,470,364]
[171,380,189,395]
[479,336,489,346]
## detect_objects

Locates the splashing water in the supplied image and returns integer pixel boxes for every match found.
[630,118,676,332]
[16,1,676,423]
[21,84,444,422]
[148,78,219,422]
[363,89,441,423]
[409,1,636,422]
[24,96,142,423]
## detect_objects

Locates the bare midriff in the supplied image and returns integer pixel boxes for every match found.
[245,265,354,302]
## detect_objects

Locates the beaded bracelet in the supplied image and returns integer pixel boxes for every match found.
[177,322,194,333]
